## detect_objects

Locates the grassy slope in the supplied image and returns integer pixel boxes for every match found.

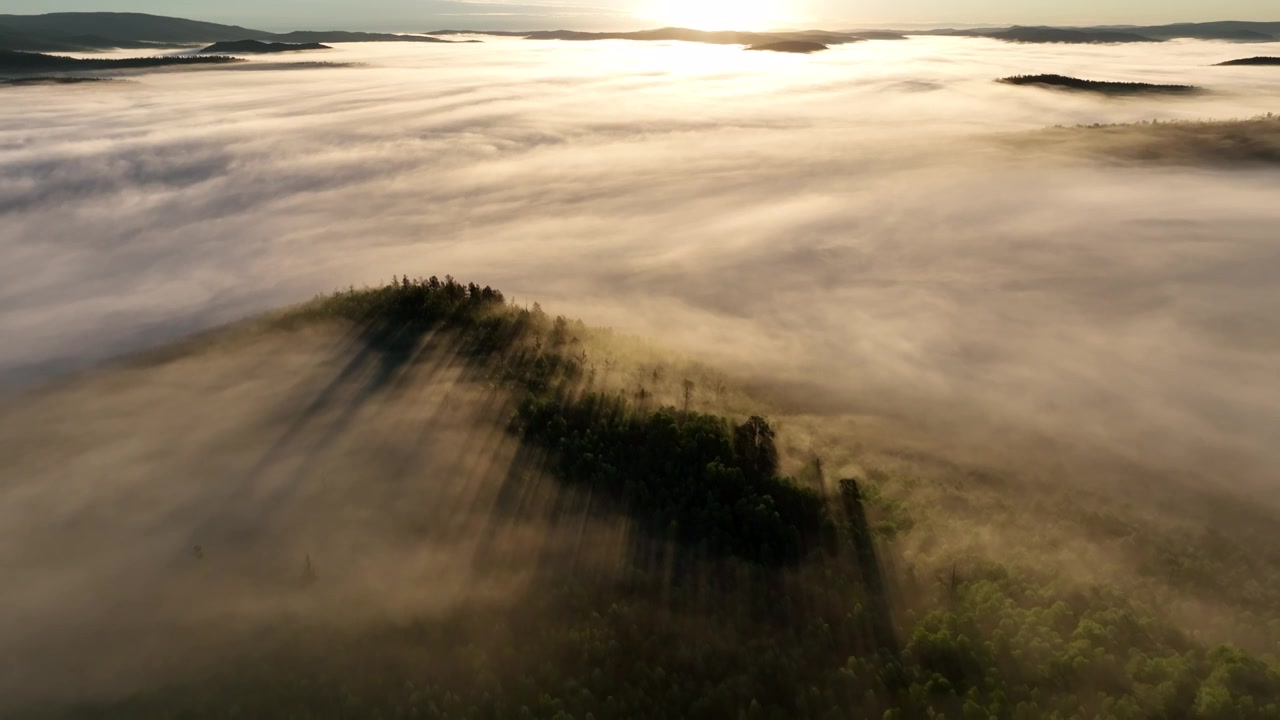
[8,277,1280,719]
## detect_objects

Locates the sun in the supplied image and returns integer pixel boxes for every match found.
[639,0,794,31]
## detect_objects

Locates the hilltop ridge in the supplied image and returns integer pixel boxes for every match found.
[0,12,454,52]
[4,12,1280,53]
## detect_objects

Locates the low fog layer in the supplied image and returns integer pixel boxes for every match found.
[3,36,1280,491]
[0,323,634,706]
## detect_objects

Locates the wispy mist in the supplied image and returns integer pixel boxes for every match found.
[3,36,1280,485]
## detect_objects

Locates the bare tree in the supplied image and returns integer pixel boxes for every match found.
[603,356,616,385]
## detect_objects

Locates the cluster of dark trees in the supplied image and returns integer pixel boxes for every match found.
[295,276,838,567]
[999,74,1202,95]
[518,393,827,566]
[0,49,239,71]
[0,12,461,53]
[920,21,1280,43]
[197,40,330,54]
[1216,56,1280,66]
[745,41,829,54]
[986,27,1159,44]
[1,76,110,86]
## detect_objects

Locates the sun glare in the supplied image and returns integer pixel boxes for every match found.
[639,0,794,31]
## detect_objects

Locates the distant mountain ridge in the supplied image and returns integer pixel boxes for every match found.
[0,48,240,71]
[198,40,330,54]
[745,40,828,54]
[915,21,1280,43]
[1216,56,1280,66]
[1,12,1279,53]
[999,74,1203,95]
[429,20,1280,46]
[985,27,1159,44]
[0,12,455,52]
[0,11,267,44]
[1136,21,1280,41]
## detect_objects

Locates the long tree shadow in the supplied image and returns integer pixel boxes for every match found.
[183,277,901,662]
[186,279,523,553]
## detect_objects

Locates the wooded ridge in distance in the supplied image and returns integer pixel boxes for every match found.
[4,12,1280,52]
[0,49,240,71]
[999,74,1203,95]
[1216,56,1280,66]
[197,40,331,54]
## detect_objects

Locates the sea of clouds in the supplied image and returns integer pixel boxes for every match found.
[2,35,1280,486]
[3,33,1280,709]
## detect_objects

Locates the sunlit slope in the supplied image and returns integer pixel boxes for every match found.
[3,277,1278,719]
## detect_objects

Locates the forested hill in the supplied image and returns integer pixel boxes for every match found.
[5,276,1278,719]
[0,12,455,52]
[0,12,270,44]
[1217,56,1280,66]
[198,40,331,54]
[4,12,1279,53]
[915,21,1280,43]
[999,74,1203,95]
[0,49,241,72]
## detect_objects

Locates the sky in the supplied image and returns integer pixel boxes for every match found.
[2,0,1278,31]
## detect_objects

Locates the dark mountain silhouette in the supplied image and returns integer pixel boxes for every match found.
[0,12,271,44]
[423,21,1278,46]
[1217,56,1280,66]
[6,12,1274,53]
[198,40,330,54]
[916,20,1278,43]
[0,25,93,52]
[0,13,457,51]
[987,26,1158,43]
[795,30,907,42]
[1000,74,1202,96]
[746,40,828,53]
[61,34,189,49]
[0,49,240,72]
[0,25,191,52]
[1136,21,1280,41]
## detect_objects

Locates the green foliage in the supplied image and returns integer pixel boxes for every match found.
[517,392,825,565]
